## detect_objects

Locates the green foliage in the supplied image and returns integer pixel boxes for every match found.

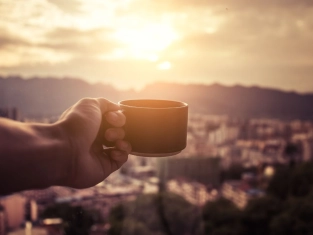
[108,192,202,235]
[117,218,153,235]
[38,163,313,235]
[270,197,313,235]
[289,162,313,197]
[202,162,313,235]
[267,166,291,200]
[267,162,313,199]
[242,196,283,235]
[41,203,95,235]
[202,198,243,235]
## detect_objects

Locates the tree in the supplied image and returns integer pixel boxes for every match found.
[267,162,313,200]
[267,165,291,200]
[108,192,201,235]
[41,203,95,235]
[284,142,302,166]
[270,197,313,235]
[242,196,283,235]
[202,198,243,235]
[289,162,313,197]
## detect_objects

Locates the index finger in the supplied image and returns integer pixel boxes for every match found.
[96,98,120,114]
[105,111,126,127]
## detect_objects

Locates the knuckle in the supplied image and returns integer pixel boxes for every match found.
[79,98,97,106]
[97,98,109,103]
[96,98,110,107]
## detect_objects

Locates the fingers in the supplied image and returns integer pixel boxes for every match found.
[109,140,131,169]
[101,140,131,172]
[110,150,129,170]
[107,140,131,162]
[110,150,128,163]
[105,111,126,127]
[96,98,120,114]
[64,98,120,118]
[97,148,128,176]
[104,128,125,142]
[102,111,126,148]
[115,139,132,154]
[102,140,131,158]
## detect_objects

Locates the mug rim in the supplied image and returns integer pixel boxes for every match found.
[118,99,188,110]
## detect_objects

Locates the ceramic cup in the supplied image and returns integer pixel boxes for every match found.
[114,99,188,157]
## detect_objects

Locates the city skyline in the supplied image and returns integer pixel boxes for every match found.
[1,0,313,91]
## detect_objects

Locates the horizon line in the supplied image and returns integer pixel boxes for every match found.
[0,74,311,95]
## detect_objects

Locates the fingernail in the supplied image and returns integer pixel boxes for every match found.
[108,112,118,121]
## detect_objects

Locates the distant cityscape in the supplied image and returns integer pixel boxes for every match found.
[1,106,312,235]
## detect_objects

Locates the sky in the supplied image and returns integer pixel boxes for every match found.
[0,0,313,92]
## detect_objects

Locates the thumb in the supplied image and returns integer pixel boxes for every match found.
[96,98,120,114]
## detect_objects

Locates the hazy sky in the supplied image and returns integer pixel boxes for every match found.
[0,0,313,91]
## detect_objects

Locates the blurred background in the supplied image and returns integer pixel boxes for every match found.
[1,0,313,234]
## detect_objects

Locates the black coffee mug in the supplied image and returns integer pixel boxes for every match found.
[116,99,188,157]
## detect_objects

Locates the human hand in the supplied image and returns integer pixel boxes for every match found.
[58,98,131,188]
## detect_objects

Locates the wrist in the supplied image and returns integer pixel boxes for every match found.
[29,121,72,188]
[0,118,73,194]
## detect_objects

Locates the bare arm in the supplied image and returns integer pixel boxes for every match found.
[0,98,131,195]
[0,119,69,193]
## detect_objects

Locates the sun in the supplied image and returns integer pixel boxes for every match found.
[114,23,178,60]
[157,61,171,70]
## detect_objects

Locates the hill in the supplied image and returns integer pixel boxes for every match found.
[1,76,313,119]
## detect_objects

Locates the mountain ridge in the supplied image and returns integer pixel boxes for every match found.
[1,76,313,119]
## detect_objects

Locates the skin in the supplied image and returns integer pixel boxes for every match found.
[0,98,131,195]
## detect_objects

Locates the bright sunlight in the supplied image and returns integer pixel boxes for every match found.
[114,23,178,60]
[157,61,171,70]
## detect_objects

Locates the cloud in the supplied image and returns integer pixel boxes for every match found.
[41,27,118,57]
[46,0,83,14]
[2,55,313,92]
[159,1,313,68]
[0,56,162,89]
[0,27,73,67]
[148,0,313,10]
[0,28,31,49]
[1,0,313,91]
[0,26,120,67]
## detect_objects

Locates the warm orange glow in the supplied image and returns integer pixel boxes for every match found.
[114,24,178,60]
[157,61,171,70]
[1,1,313,91]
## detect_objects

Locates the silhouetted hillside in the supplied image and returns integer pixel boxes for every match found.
[1,76,313,119]
[139,82,313,119]
[0,76,130,117]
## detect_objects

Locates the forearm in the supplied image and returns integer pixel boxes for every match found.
[0,118,70,195]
